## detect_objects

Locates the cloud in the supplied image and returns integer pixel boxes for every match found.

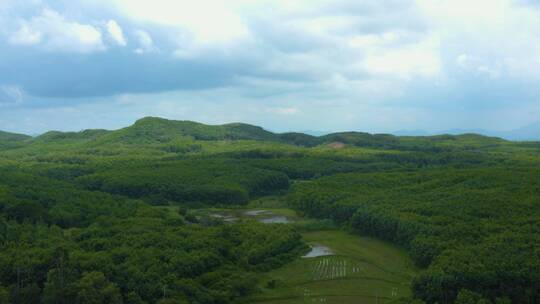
[106,20,126,46]
[133,30,156,54]
[267,107,300,115]
[360,33,441,79]
[8,9,105,53]
[8,24,42,45]
[456,54,503,79]
[418,0,540,81]
[456,54,469,68]
[114,0,250,45]
[1,0,540,134]
[0,85,24,106]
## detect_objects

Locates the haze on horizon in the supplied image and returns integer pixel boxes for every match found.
[1,0,540,136]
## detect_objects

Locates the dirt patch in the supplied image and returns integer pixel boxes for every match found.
[328,142,345,149]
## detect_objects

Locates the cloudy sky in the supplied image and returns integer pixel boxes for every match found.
[1,0,540,134]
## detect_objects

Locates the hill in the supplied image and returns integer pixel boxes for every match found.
[394,121,540,141]
[0,130,31,142]
[0,130,32,151]
[106,116,279,143]
[35,129,111,143]
[11,116,513,152]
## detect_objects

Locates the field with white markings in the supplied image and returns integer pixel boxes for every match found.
[248,230,417,304]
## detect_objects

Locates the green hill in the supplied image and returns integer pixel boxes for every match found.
[8,116,509,151]
[35,129,111,143]
[0,130,31,151]
[92,117,279,145]
[0,130,31,142]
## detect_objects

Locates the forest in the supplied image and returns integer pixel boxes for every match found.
[0,117,539,303]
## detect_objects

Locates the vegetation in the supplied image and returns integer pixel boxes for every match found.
[0,116,539,303]
[0,167,305,303]
[76,159,290,205]
[249,230,417,304]
[288,169,540,303]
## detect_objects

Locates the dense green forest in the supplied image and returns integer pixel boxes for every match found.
[0,117,539,303]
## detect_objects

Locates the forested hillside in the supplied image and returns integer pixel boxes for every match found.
[0,117,539,303]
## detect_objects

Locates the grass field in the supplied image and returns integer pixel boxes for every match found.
[247,230,418,304]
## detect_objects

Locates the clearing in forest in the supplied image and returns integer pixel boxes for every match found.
[248,230,418,304]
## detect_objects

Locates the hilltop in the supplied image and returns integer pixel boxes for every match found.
[0,116,517,153]
[0,130,32,150]
[0,130,31,142]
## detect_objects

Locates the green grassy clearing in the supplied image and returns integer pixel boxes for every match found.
[248,230,418,304]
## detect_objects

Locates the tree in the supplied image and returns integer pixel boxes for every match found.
[451,289,487,304]
[0,286,8,304]
[68,272,122,304]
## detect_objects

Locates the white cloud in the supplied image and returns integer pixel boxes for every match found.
[292,15,356,37]
[361,34,441,79]
[133,30,155,54]
[0,85,24,105]
[476,65,502,79]
[418,0,540,80]
[267,106,300,115]
[456,54,469,68]
[8,24,42,45]
[8,9,105,53]
[456,54,503,79]
[113,0,250,46]
[416,0,510,27]
[106,20,127,46]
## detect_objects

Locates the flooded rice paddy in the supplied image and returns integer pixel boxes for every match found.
[303,245,334,258]
[209,209,295,224]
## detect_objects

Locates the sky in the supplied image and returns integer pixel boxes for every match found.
[1,0,540,135]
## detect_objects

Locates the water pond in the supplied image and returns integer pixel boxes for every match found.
[303,244,334,258]
[259,215,291,224]
[210,209,295,224]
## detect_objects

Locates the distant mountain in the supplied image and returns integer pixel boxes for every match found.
[0,116,533,153]
[393,128,495,138]
[393,121,540,141]
[501,121,540,141]
[297,130,330,137]
[393,129,430,136]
